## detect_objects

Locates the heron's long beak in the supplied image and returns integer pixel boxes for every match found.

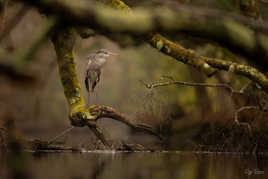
[109,52,120,56]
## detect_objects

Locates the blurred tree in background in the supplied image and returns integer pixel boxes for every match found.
[0,0,268,152]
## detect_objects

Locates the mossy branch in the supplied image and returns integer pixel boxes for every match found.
[51,27,112,147]
[18,0,268,92]
[20,0,268,71]
[239,0,260,19]
[98,0,268,92]
[98,1,217,76]
[201,56,268,92]
[148,34,216,76]
[51,27,160,147]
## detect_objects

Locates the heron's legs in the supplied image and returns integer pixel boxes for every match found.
[87,92,91,105]
[95,90,99,104]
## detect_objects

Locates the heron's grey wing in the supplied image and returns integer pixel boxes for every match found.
[85,57,95,92]
[91,69,101,92]
[85,69,90,92]
[90,70,99,92]
[96,69,101,83]
[85,69,100,92]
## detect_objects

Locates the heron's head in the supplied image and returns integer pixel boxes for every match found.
[95,49,120,59]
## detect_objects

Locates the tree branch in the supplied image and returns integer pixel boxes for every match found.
[0,17,57,82]
[51,26,160,147]
[239,0,260,19]
[19,0,222,76]
[140,77,241,94]
[17,0,268,92]
[19,0,268,70]
[140,75,251,102]
[0,62,35,83]
[0,4,29,43]
[89,105,162,139]
[201,56,268,92]
[99,0,268,71]
[51,27,112,147]
[13,16,57,71]
[96,0,268,92]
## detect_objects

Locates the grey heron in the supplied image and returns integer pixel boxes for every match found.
[85,49,120,92]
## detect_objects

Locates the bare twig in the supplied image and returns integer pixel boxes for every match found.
[234,105,259,136]
[234,106,259,123]
[47,126,74,145]
[141,76,242,94]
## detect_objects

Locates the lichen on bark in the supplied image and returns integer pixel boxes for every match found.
[50,26,158,148]
[51,28,86,114]
[149,34,216,76]
[51,27,113,147]
[97,0,268,93]
[97,0,131,12]
[96,0,217,76]
[239,0,260,20]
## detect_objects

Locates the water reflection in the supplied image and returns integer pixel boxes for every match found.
[25,152,268,179]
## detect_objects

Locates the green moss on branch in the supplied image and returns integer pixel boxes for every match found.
[51,28,85,113]
[99,0,268,93]
[239,0,260,19]
[50,27,158,147]
[97,0,131,12]
[51,27,112,147]
[97,0,216,76]
[149,34,216,76]
[202,56,268,91]
[20,0,268,69]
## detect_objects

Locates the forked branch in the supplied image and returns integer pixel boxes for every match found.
[51,27,160,148]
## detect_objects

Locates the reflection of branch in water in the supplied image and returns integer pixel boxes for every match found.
[91,159,107,179]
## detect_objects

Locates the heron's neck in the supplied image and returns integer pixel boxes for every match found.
[94,56,107,67]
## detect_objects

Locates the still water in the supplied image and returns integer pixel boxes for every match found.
[24,151,268,179]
